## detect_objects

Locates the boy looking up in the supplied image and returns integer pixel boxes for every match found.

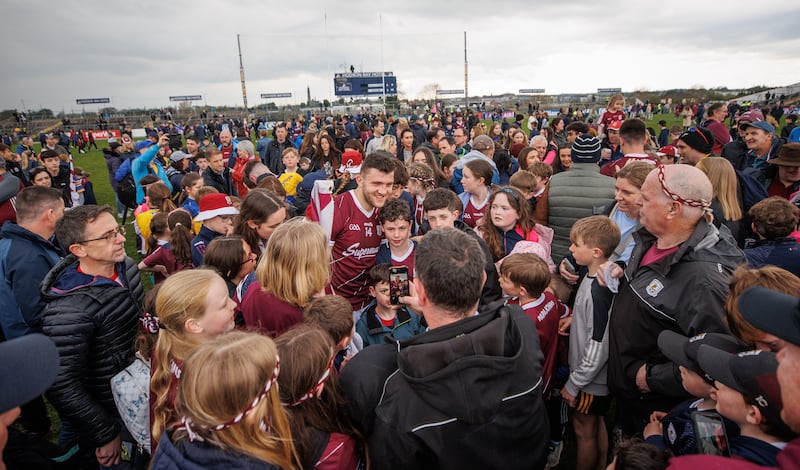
[561,215,620,470]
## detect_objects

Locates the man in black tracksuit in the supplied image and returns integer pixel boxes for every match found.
[340,229,549,470]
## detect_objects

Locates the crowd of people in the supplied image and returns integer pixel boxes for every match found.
[0,94,800,470]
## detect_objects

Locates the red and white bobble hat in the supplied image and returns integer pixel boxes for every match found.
[195,193,240,222]
[338,150,363,176]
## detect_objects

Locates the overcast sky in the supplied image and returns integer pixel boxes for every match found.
[3,0,799,113]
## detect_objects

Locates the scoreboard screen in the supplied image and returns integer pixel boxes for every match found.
[334,72,397,96]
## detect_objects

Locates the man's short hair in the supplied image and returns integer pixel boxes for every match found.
[569,215,621,259]
[748,197,800,240]
[619,118,647,144]
[499,253,551,298]
[426,127,441,143]
[423,188,462,213]
[441,136,455,147]
[707,102,726,116]
[0,143,8,153]
[416,228,484,314]
[56,205,115,248]
[243,161,270,188]
[379,198,412,224]
[40,149,59,161]
[360,152,395,175]
[15,186,63,223]
[372,119,384,130]
[565,121,589,134]
[369,263,391,285]
[186,135,200,144]
[303,295,354,345]
[275,122,287,130]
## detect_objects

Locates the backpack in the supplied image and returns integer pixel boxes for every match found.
[117,172,138,210]
[110,354,151,454]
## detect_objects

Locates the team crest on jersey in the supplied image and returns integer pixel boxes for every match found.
[667,422,677,444]
[646,279,664,297]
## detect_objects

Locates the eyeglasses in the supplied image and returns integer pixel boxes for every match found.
[685,127,711,145]
[219,215,235,223]
[78,225,126,244]
[240,252,257,265]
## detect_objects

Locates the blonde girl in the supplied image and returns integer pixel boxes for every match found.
[151,331,299,469]
[150,269,237,450]
[238,217,329,337]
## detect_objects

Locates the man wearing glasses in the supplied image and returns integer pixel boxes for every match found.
[40,205,144,468]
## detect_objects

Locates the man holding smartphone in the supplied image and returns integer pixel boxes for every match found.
[341,228,550,469]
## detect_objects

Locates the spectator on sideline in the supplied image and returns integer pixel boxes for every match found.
[701,102,732,155]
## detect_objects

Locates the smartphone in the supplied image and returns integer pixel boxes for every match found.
[389,266,409,305]
[562,258,577,276]
[692,410,730,457]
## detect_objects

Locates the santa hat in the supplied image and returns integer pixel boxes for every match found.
[195,193,239,222]
[339,150,363,175]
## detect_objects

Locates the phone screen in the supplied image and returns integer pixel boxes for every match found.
[389,266,409,305]
[692,411,730,457]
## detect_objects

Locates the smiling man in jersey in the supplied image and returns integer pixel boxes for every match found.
[324,152,395,311]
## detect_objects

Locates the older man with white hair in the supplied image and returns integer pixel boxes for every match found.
[601,164,744,437]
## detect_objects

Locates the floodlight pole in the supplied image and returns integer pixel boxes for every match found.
[464,31,468,110]
[237,34,248,111]
[380,13,386,109]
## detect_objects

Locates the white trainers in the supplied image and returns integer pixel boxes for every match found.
[546,441,563,468]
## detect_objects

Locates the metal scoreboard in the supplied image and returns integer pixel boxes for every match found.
[334,72,397,96]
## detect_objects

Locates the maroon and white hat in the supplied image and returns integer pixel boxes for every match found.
[339,150,363,175]
[195,193,239,222]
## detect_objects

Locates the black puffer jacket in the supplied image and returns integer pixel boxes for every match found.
[341,302,549,469]
[41,255,143,447]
